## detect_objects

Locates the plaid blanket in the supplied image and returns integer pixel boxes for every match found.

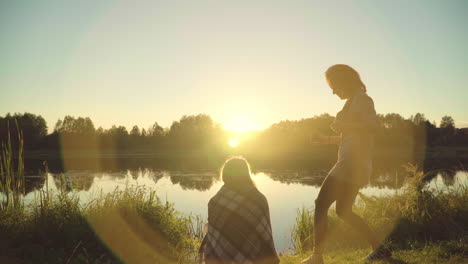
[199,185,279,264]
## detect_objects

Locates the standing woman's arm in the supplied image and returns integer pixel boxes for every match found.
[332,95,378,133]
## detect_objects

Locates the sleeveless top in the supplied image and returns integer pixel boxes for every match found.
[328,91,378,187]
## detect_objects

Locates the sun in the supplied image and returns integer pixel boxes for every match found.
[228,138,239,148]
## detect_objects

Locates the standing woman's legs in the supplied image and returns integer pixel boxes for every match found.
[335,184,380,250]
[313,176,340,254]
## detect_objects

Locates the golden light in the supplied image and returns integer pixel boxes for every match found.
[228,138,239,148]
[224,115,259,133]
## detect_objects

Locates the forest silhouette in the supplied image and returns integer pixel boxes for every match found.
[1,112,467,173]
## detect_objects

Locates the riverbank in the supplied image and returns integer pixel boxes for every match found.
[0,184,202,264]
[1,163,467,263]
[284,165,467,264]
[280,243,467,264]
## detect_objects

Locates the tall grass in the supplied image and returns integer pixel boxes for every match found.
[383,164,467,247]
[0,121,25,210]
[291,206,314,254]
[1,181,202,263]
[1,161,202,263]
[0,122,204,263]
[291,164,468,253]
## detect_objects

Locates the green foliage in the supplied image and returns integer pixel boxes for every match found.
[280,243,467,264]
[291,206,314,254]
[3,112,468,171]
[0,112,47,148]
[440,115,455,129]
[291,165,468,254]
[0,181,201,263]
[381,164,468,246]
[55,116,96,134]
[0,121,25,210]
[85,185,200,262]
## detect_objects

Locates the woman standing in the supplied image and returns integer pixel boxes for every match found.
[303,65,391,264]
[199,157,279,264]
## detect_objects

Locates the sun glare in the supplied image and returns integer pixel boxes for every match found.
[228,138,239,148]
[224,115,259,133]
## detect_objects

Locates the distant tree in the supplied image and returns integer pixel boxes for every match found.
[96,126,104,135]
[409,113,430,157]
[380,113,406,129]
[148,122,164,137]
[130,125,140,136]
[423,120,436,130]
[1,110,467,159]
[0,112,47,149]
[52,116,97,151]
[410,113,426,126]
[107,125,129,137]
[144,122,165,149]
[55,116,95,134]
[54,119,62,132]
[167,114,222,150]
[439,115,456,143]
[440,115,455,129]
[129,125,142,149]
[99,125,129,150]
[249,113,337,159]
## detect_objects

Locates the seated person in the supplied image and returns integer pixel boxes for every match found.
[198,157,279,264]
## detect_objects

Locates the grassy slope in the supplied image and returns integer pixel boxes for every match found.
[280,246,467,264]
[286,164,468,264]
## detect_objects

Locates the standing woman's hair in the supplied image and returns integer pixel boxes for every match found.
[325,64,367,92]
[221,157,256,191]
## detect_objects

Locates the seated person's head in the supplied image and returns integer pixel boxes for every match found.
[221,157,255,191]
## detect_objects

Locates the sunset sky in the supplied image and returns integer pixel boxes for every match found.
[2,0,468,132]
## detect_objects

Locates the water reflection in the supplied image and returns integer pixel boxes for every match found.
[15,151,467,206]
[4,169,467,252]
[440,170,457,186]
[169,172,218,191]
[24,176,46,194]
[8,167,468,197]
[53,172,95,192]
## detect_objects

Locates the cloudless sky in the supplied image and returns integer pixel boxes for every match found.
[2,0,468,132]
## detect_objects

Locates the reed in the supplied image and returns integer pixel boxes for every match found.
[1,180,201,263]
[291,206,314,254]
[0,121,25,210]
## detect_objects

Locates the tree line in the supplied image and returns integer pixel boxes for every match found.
[0,112,466,157]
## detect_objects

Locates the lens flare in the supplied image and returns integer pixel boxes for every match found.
[228,138,239,148]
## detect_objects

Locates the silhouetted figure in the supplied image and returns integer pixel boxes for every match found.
[198,157,279,264]
[303,65,391,264]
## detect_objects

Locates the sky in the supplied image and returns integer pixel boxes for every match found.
[1,0,468,132]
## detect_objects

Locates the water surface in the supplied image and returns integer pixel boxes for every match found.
[16,169,468,252]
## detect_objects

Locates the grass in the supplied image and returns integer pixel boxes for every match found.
[2,127,467,263]
[290,164,467,263]
[0,183,203,263]
[280,242,467,264]
[0,128,203,264]
[291,206,315,254]
[0,122,25,210]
